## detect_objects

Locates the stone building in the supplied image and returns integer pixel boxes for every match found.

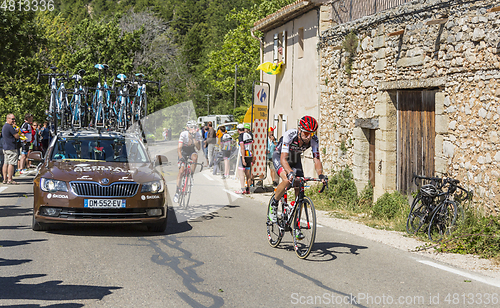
[319,0,500,213]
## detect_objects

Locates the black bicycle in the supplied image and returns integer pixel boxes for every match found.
[266,177,327,259]
[407,174,471,241]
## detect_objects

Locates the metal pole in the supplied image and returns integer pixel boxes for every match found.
[205,94,212,115]
[234,64,237,110]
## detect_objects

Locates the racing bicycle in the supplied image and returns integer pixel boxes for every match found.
[267,176,327,259]
[407,174,471,241]
[178,157,204,209]
[37,67,68,136]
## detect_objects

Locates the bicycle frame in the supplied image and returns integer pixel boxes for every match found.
[281,177,323,230]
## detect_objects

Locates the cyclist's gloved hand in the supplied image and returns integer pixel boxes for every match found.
[287,171,296,183]
[319,174,328,183]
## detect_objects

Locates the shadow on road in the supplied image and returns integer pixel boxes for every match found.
[308,241,369,261]
[0,258,32,267]
[0,239,47,248]
[0,205,32,218]
[0,274,120,301]
[44,206,193,237]
[267,240,368,262]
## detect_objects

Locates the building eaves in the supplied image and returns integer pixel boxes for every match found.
[252,0,326,34]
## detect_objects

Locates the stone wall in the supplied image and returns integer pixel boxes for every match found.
[318,0,500,213]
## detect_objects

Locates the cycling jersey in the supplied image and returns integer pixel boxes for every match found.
[272,129,320,177]
[179,130,202,157]
[275,129,319,163]
[238,132,253,157]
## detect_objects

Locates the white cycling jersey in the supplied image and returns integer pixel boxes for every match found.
[276,129,319,159]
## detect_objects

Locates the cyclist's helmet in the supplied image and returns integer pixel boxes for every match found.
[186,120,197,129]
[298,116,318,133]
[420,184,438,198]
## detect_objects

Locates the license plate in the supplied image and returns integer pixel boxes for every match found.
[84,199,126,208]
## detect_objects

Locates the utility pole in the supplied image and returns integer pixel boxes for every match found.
[234,64,237,110]
[205,94,212,115]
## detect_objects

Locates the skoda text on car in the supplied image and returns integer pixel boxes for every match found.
[30,129,169,232]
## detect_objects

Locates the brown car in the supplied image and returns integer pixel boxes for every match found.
[30,129,169,232]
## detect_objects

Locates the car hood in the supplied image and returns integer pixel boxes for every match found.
[39,161,162,183]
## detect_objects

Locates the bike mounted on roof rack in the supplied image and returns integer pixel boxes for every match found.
[37,65,161,135]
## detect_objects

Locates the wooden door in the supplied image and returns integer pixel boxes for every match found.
[397,90,436,194]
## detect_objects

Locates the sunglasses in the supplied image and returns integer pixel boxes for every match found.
[301,131,314,137]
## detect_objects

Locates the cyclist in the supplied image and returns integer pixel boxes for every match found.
[174,120,202,203]
[268,115,328,239]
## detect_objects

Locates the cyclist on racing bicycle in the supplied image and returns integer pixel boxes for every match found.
[269,115,328,239]
[174,120,202,203]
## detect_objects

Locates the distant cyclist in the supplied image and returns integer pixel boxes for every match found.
[174,120,202,203]
[269,115,328,239]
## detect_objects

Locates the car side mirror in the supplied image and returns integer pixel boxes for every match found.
[154,155,168,167]
[28,151,44,163]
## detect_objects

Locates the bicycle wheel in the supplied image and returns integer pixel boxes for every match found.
[182,174,193,209]
[406,195,429,234]
[293,196,316,259]
[266,193,283,248]
[428,200,458,241]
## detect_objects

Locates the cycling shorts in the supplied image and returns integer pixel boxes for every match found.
[272,151,304,178]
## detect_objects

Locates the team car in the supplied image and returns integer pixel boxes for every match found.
[29,129,169,232]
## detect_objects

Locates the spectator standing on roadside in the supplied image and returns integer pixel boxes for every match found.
[206,121,216,167]
[236,124,255,194]
[2,114,20,184]
[219,126,232,179]
[202,125,209,166]
[0,130,4,183]
[40,121,50,155]
[19,113,33,174]
[267,127,279,186]
[163,128,168,141]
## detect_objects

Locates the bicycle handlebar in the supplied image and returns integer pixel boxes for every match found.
[291,176,328,193]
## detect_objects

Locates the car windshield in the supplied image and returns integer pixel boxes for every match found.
[51,137,149,163]
[225,123,237,131]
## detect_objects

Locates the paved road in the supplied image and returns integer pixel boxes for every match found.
[1,142,500,307]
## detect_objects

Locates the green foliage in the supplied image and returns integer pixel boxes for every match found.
[0,10,45,123]
[358,182,373,209]
[1,0,299,125]
[436,206,500,259]
[324,167,359,211]
[340,139,347,154]
[372,191,408,220]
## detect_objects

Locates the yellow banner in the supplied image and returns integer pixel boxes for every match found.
[243,105,267,123]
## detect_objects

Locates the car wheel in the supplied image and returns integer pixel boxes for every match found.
[146,219,167,232]
[32,214,49,231]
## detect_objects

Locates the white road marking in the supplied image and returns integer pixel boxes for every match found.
[203,173,214,181]
[417,260,500,289]
[223,189,242,199]
[0,186,8,194]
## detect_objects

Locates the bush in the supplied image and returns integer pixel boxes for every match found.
[437,206,500,259]
[325,167,358,210]
[372,191,408,220]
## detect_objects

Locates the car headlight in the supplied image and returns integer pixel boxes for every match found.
[40,178,68,192]
[141,180,164,194]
